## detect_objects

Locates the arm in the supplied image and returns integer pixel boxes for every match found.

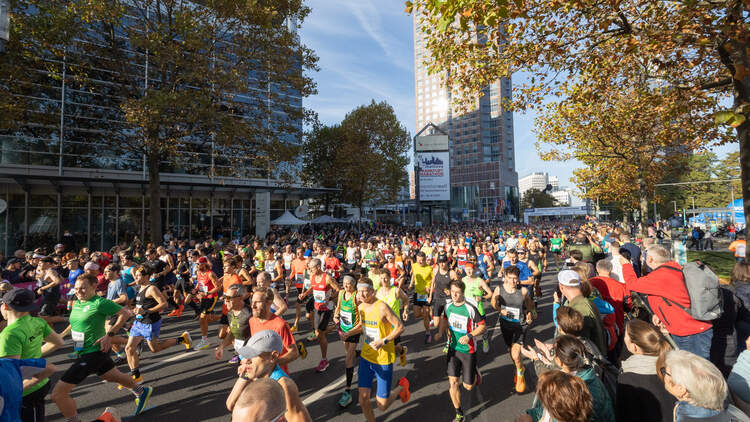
[277,342,299,367]
[41,329,65,356]
[226,376,249,411]
[206,273,221,296]
[522,288,536,324]
[22,361,56,391]
[147,285,169,313]
[327,277,341,293]
[478,279,493,300]
[272,291,288,316]
[434,316,448,341]
[398,289,410,321]
[491,286,502,312]
[280,379,313,422]
[377,302,404,345]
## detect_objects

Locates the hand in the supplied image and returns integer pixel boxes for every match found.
[619,256,630,265]
[36,288,43,295]
[553,291,560,304]
[402,310,409,321]
[95,334,113,352]
[333,315,340,325]
[500,309,509,317]
[369,339,384,350]
[215,346,224,360]
[237,359,251,377]
[520,345,539,361]
[525,313,533,325]
[534,338,554,362]
[458,335,470,345]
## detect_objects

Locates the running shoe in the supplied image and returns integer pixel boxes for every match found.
[290,324,298,334]
[482,338,489,354]
[453,414,465,422]
[96,407,121,422]
[315,359,329,373]
[515,368,526,393]
[118,375,142,390]
[133,386,154,415]
[424,333,431,344]
[228,355,240,364]
[194,339,210,350]
[306,332,317,342]
[168,305,184,317]
[338,390,353,408]
[399,346,408,367]
[443,344,449,354]
[398,377,410,403]
[180,331,192,350]
[297,343,307,359]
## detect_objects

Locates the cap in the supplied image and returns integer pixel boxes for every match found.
[237,330,284,360]
[197,256,208,264]
[2,288,38,312]
[55,244,64,249]
[303,250,312,258]
[557,270,581,287]
[6,258,19,266]
[32,253,45,259]
[437,254,448,263]
[84,262,99,271]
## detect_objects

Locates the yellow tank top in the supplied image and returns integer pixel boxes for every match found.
[376,287,401,318]
[360,300,395,365]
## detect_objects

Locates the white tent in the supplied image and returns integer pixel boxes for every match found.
[311,215,344,224]
[271,211,308,225]
[348,216,372,223]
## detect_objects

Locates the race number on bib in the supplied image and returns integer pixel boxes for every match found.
[417,293,428,302]
[71,330,85,351]
[364,326,380,345]
[313,290,326,303]
[502,305,521,321]
[340,311,353,328]
[448,313,469,334]
[303,278,312,290]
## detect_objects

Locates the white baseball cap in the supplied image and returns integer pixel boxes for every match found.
[557,270,580,287]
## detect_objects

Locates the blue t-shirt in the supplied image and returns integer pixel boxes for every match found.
[270,364,289,381]
[106,278,127,301]
[0,358,46,422]
[503,260,532,281]
[67,268,83,285]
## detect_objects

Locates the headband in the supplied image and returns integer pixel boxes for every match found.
[357,283,373,290]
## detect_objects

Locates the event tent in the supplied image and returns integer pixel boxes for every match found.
[271,211,308,225]
[310,215,345,224]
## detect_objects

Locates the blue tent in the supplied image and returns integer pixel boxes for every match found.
[688,199,745,226]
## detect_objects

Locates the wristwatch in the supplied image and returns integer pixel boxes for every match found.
[383,339,389,344]
[466,333,474,340]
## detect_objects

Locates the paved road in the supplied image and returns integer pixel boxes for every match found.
[44,272,559,422]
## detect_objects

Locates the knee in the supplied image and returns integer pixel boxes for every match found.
[358,390,369,405]
[50,385,67,403]
[125,343,137,354]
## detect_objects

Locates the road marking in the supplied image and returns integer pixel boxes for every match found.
[302,375,345,405]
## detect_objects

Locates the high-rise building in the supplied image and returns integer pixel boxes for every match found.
[413,17,518,221]
[518,172,550,197]
[552,190,571,206]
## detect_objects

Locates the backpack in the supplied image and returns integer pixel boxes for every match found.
[585,351,620,403]
[662,261,723,321]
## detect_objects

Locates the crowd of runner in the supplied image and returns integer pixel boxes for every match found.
[1,220,750,422]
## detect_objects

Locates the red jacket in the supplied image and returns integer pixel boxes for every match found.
[589,276,625,332]
[623,262,712,336]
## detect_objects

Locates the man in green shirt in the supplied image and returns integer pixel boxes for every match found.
[557,270,607,355]
[0,288,63,421]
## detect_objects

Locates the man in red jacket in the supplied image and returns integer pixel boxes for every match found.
[590,259,626,364]
[620,244,713,359]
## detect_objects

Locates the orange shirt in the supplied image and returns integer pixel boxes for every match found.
[291,258,308,288]
[250,315,295,374]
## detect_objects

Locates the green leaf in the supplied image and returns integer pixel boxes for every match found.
[715,111,735,124]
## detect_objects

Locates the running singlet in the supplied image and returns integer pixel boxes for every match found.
[264,259,277,281]
[291,259,307,289]
[412,263,433,300]
[550,238,563,252]
[135,286,161,324]
[462,276,485,315]
[497,285,525,324]
[270,364,290,381]
[338,291,358,332]
[360,300,395,365]
[455,247,469,269]
[443,301,484,354]
[376,287,401,318]
[311,273,333,311]
[69,296,122,356]
[384,263,400,286]
[197,271,218,298]
[228,307,252,349]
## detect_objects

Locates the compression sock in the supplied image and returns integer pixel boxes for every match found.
[167,297,179,309]
[131,368,140,379]
[130,384,145,397]
[346,366,354,388]
[455,407,463,415]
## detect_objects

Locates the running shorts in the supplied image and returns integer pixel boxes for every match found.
[411,292,430,307]
[344,333,361,344]
[220,313,229,325]
[129,319,162,342]
[314,309,332,331]
[358,359,394,399]
[305,297,314,314]
[499,320,528,347]
[199,297,218,314]
[431,298,449,320]
[447,350,477,386]
[60,351,115,385]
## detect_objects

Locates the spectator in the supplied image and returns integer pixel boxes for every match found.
[2,259,21,285]
[621,244,714,359]
[659,350,737,421]
[734,262,750,343]
[558,270,607,355]
[518,370,593,422]
[231,377,286,422]
[702,230,714,251]
[590,259,627,363]
[710,276,741,377]
[728,336,750,416]
[619,234,642,277]
[556,306,604,361]
[730,234,747,263]
[616,319,675,422]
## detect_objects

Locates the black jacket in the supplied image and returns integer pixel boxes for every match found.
[616,371,676,422]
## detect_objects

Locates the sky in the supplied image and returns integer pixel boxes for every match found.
[299,0,739,196]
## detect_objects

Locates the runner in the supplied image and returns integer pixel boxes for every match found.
[409,251,434,343]
[434,279,486,422]
[249,287,299,375]
[375,268,410,366]
[256,271,288,316]
[264,247,285,291]
[103,263,130,364]
[341,277,410,422]
[122,266,192,388]
[462,260,493,353]
[491,265,535,393]
[35,257,64,320]
[430,253,457,344]
[215,284,252,364]
[333,275,359,408]
[193,256,221,351]
[549,232,565,270]
[289,247,310,333]
[297,258,340,372]
[227,330,312,422]
[0,288,65,421]
[52,273,154,420]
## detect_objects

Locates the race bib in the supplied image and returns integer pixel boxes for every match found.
[347,259,356,265]
[200,284,208,293]
[303,278,312,290]
[340,311,354,328]
[72,330,85,351]
[396,262,403,269]
[417,293,428,302]
[364,325,380,345]
[448,313,468,334]
[502,305,521,321]
[313,290,326,303]
[295,274,304,284]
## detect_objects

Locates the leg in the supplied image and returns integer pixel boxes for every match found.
[147,337,178,353]
[448,376,461,410]
[358,388,376,422]
[200,313,209,337]
[51,381,78,419]
[319,328,329,359]
[125,336,143,374]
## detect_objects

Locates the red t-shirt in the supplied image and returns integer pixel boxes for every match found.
[311,273,332,311]
[197,271,218,299]
[249,315,295,374]
[324,257,341,279]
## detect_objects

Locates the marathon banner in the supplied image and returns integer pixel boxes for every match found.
[418,151,450,201]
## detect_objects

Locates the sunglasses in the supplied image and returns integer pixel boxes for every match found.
[659,366,671,378]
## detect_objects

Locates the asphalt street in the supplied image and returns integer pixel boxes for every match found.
[43,272,560,422]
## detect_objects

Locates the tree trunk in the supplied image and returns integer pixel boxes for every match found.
[147,152,162,244]
[638,176,649,237]
[740,121,750,225]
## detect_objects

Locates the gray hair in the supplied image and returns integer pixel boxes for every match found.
[309,258,321,268]
[256,271,270,283]
[646,245,671,265]
[342,275,356,285]
[596,259,613,273]
[665,350,727,410]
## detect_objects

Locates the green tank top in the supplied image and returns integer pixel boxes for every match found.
[377,287,401,318]
[462,276,485,315]
[339,291,357,332]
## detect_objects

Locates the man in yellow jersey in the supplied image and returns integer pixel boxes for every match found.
[409,251,434,343]
[374,268,410,366]
[342,277,410,422]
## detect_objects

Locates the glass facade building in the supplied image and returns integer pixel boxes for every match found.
[0,4,324,253]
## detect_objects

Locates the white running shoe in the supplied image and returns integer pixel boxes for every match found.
[194,339,210,350]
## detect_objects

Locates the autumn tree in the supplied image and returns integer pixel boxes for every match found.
[301,124,345,214]
[536,81,729,225]
[521,188,556,210]
[407,0,748,217]
[1,0,318,242]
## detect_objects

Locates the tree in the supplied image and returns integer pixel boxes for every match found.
[337,100,410,216]
[1,0,318,242]
[536,82,727,226]
[301,124,345,214]
[407,0,749,219]
[521,188,556,210]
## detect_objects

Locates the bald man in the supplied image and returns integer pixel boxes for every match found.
[232,378,286,422]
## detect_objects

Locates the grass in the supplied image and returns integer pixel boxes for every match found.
[687,250,736,282]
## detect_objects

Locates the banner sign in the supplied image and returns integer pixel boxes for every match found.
[415,135,449,151]
[418,151,450,201]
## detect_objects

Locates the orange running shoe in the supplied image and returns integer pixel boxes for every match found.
[515,368,526,394]
[398,377,410,403]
